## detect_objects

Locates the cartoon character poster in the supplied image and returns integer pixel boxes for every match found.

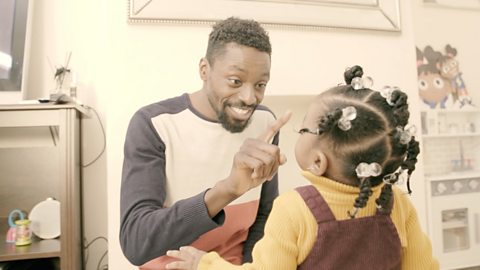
[416,44,474,109]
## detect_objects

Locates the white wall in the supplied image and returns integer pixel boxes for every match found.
[26,1,109,269]
[23,0,458,269]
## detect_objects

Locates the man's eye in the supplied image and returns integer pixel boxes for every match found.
[256,83,267,90]
[229,79,242,85]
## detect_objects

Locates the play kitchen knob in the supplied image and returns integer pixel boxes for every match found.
[436,183,447,194]
[468,179,479,190]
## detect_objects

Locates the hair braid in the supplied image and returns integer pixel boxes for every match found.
[317,108,343,134]
[349,178,373,218]
[390,90,410,127]
[367,87,412,208]
[344,65,364,85]
[390,128,409,157]
[375,133,420,210]
[375,183,393,210]
[401,136,420,194]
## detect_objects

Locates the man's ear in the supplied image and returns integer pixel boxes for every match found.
[308,151,328,176]
[199,58,209,81]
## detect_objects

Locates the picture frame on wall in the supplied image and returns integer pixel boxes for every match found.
[423,0,480,10]
[127,0,401,32]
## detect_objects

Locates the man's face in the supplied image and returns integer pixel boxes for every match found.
[201,43,271,133]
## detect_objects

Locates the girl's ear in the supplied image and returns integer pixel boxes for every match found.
[308,151,328,176]
[199,58,208,80]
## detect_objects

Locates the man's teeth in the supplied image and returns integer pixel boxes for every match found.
[231,107,249,115]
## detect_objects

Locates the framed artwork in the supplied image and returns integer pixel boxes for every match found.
[423,0,480,10]
[128,0,401,32]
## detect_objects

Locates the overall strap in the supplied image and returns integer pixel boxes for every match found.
[295,185,336,224]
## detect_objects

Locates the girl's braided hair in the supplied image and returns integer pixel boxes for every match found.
[316,65,420,216]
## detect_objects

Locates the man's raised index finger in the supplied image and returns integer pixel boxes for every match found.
[258,110,292,143]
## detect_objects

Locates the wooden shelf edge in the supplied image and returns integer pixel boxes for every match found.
[0,237,61,262]
[0,250,61,262]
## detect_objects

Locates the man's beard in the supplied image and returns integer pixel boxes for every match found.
[217,102,256,133]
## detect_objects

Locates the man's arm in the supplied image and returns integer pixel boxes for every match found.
[120,110,221,265]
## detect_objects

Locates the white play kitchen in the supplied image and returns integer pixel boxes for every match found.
[421,108,480,269]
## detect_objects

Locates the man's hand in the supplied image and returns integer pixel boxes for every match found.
[165,246,206,270]
[225,110,292,196]
[204,111,292,217]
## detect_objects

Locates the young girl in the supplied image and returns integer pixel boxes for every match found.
[165,65,439,270]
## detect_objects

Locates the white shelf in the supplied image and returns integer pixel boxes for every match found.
[422,132,480,138]
[442,220,468,230]
[426,171,480,181]
[420,108,480,113]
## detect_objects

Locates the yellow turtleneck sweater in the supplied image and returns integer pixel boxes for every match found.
[199,171,439,270]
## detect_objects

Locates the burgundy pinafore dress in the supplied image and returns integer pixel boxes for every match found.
[295,185,402,270]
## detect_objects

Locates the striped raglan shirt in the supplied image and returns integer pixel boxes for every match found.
[120,93,279,268]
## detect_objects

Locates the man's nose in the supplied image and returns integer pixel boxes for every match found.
[237,86,256,105]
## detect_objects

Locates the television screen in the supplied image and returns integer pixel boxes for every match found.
[0,0,32,103]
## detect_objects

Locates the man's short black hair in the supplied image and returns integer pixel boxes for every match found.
[206,17,271,65]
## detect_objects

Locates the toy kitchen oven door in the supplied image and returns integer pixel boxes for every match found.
[428,174,480,269]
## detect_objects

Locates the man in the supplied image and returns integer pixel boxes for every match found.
[120,17,291,269]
